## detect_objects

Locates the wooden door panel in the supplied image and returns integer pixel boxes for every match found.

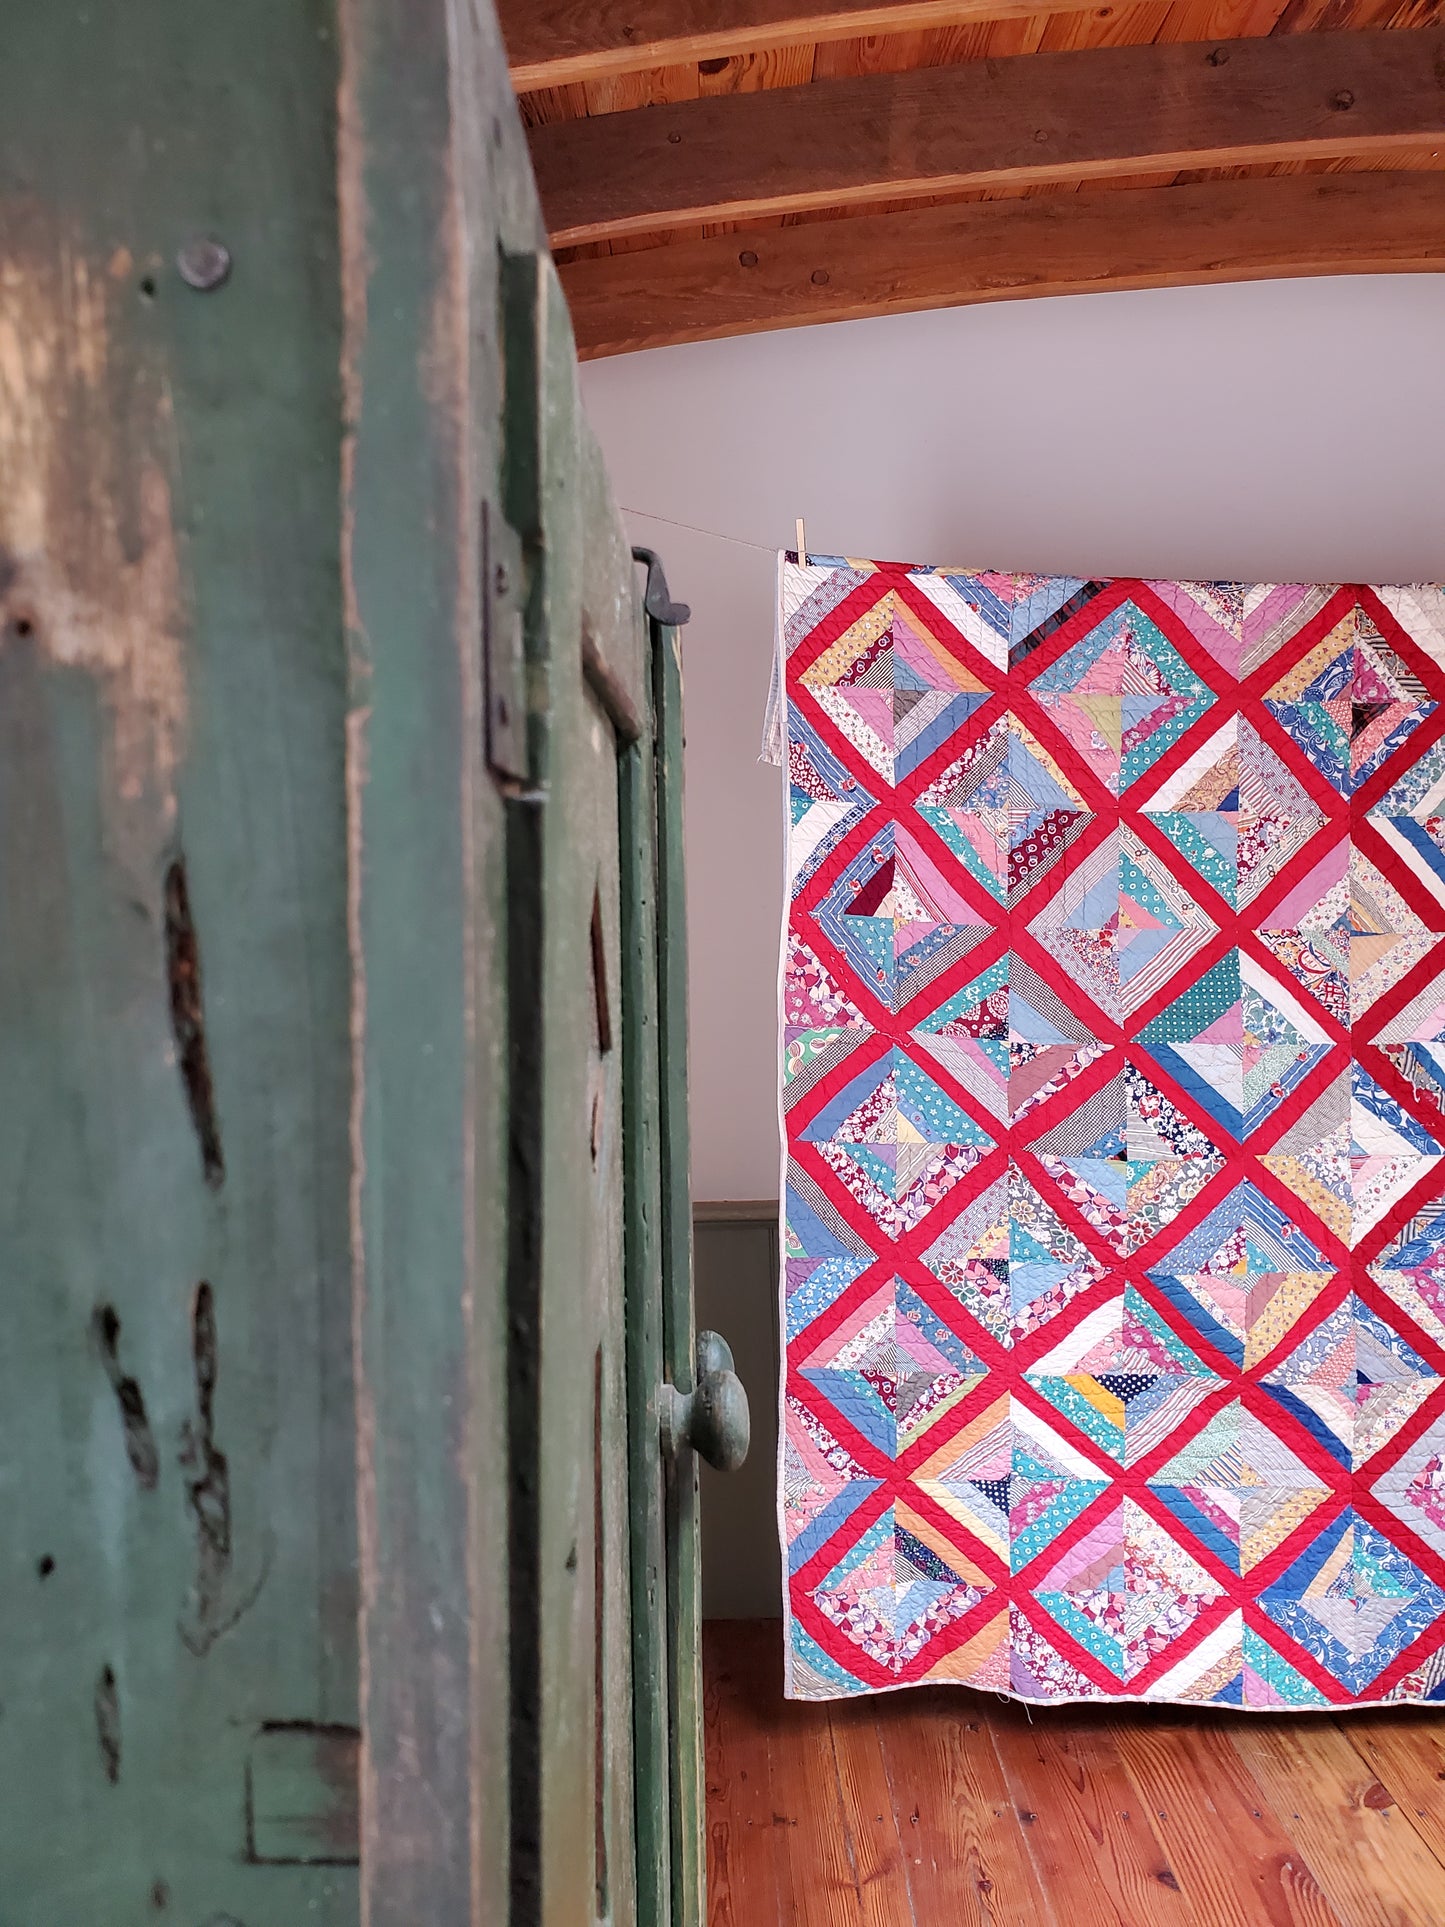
[509,254,648,1927]
[0,2,356,1917]
[654,610,706,1927]
[345,1,527,1919]
[1,3,714,1921]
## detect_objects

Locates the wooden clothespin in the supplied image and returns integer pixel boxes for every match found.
[795,517,807,568]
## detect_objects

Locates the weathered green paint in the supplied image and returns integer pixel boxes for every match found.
[248,1724,361,1866]
[342,0,523,1918]
[0,0,715,1919]
[506,250,650,1927]
[623,709,674,1927]
[655,621,708,1927]
[0,1,355,1919]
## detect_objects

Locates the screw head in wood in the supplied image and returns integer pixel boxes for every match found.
[1331,88,1355,110]
[176,237,231,291]
[810,268,830,286]
[738,249,759,267]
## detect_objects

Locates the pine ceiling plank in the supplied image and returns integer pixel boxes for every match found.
[559,169,1445,355]
[582,61,702,114]
[500,0,1109,90]
[1157,0,1291,41]
[532,28,1445,244]
[811,23,949,71]
[696,45,820,93]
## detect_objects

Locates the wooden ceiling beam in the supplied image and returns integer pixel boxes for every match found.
[534,29,1445,245]
[559,172,1445,358]
[501,0,1103,91]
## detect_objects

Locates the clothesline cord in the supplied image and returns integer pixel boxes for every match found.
[619,505,778,555]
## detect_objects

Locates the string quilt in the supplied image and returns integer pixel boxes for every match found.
[775,556,1445,1707]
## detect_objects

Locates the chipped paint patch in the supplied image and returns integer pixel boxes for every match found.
[0,229,187,815]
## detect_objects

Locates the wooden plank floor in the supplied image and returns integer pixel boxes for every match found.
[704,1620,1445,1927]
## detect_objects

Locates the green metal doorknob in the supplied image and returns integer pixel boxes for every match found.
[661,1331,750,1472]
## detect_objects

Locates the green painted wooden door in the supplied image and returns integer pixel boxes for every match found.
[0,2,731,1921]
[500,246,748,1927]
[498,246,647,1927]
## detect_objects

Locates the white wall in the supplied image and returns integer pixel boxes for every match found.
[580,276,1445,1203]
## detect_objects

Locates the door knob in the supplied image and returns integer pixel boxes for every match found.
[660,1331,750,1472]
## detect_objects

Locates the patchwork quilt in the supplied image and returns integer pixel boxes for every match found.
[775,557,1445,1707]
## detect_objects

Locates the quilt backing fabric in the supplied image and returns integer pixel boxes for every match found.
[776,557,1445,1707]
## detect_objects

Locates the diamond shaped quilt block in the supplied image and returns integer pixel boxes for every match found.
[913,1394,1110,1572]
[1024,1288,1224,1466]
[812,1505,993,1675]
[1258,1510,1445,1694]
[1031,1498,1227,1684]
[1148,1400,1333,1574]
[797,1276,988,1458]
[1260,1295,1441,1471]
[810,821,995,1014]
[1146,1178,1333,1368]
[1028,598,1216,794]
[1262,603,1435,798]
[914,713,1093,909]
[800,1048,995,1239]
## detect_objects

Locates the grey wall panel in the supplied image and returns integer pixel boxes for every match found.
[694,1217,782,1619]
